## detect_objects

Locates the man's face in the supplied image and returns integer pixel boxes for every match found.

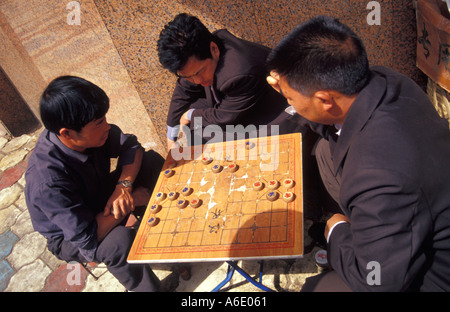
[177,42,220,87]
[71,116,111,151]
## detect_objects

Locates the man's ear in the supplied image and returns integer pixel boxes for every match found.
[313,91,335,111]
[58,128,73,140]
[210,41,220,59]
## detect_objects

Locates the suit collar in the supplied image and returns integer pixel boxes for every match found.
[332,71,387,175]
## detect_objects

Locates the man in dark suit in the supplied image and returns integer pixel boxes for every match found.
[267,16,450,291]
[157,13,304,149]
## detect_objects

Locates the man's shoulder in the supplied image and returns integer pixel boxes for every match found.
[26,131,66,181]
[214,30,270,88]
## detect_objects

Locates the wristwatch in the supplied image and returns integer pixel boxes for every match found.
[117,180,133,189]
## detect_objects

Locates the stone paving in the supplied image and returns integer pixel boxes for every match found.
[0,128,322,292]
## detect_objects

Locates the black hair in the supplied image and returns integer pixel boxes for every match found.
[157,13,214,75]
[267,16,370,96]
[39,76,109,133]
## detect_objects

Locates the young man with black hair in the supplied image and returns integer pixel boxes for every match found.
[25,76,164,292]
[157,13,304,149]
[267,16,450,291]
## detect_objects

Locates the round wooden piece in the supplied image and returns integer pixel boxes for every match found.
[177,199,188,208]
[155,192,166,203]
[282,192,295,203]
[211,164,223,173]
[201,156,213,165]
[181,186,193,196]
[245,141,256,150]
[167,160,177,168]
[189,198,202,208]
[253,181,265,191]
[267,180,280,190]
[266,191,279,201]
[149,204,162,214]
[147,216,159,227]
[226,163,238,173]
[282,178,295,189]
[168,191,179,201]
[164,169,175,178]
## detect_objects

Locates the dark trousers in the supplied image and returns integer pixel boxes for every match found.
[301,138,352,292]
[48,226,160,292]
[47,150,165,292]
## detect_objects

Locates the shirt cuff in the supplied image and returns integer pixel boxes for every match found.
[285,106,297,116]
[167,125,180,141]
[187,108,195,121]
[326,221,348,243]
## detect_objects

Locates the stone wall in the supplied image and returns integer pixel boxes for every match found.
[0,0,422,154]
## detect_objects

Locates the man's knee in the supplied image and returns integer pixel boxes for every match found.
[95,226,134,265]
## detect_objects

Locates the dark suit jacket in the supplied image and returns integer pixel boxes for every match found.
[166,30,298,142]
[304,67,450,291]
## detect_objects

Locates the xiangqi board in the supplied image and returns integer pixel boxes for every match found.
[127,133,303,263]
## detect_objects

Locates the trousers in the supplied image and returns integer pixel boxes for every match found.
[48,226,160,292]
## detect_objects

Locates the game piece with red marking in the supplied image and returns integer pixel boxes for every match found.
[267,180,280,190]
[190,198,202,208]
[253,181,264,191]
[201,155,213,165]
[282,192,295,203]
[167,160,177,168]
[282,178,295,189]
[226,163,238,172]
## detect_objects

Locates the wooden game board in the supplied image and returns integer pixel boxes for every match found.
[127,133,303,263]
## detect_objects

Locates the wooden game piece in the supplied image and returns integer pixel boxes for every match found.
[267,180,280,190]
[253,181,265,191]
[245,141,256,150]
[282,192,295,203]
[266,191,279,201]
[189,198,202,208]
[147,216,159,227]
[167,160,177,168]
[282,178,295,189]
[211,164,223,173]
[149,204,162,214]
[181,186,193,196]
[164,169,175,178]
[177,199,188,208]
[201,155,213,165]
[225,163,238,173]
[168,191,179,201]
[155,192,166,203]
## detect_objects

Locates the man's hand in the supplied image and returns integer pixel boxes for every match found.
[324,213,350,240]
[167,137,176,150]
[180,110,191,126]
[266,71,281,94]
[103,185,135,219]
